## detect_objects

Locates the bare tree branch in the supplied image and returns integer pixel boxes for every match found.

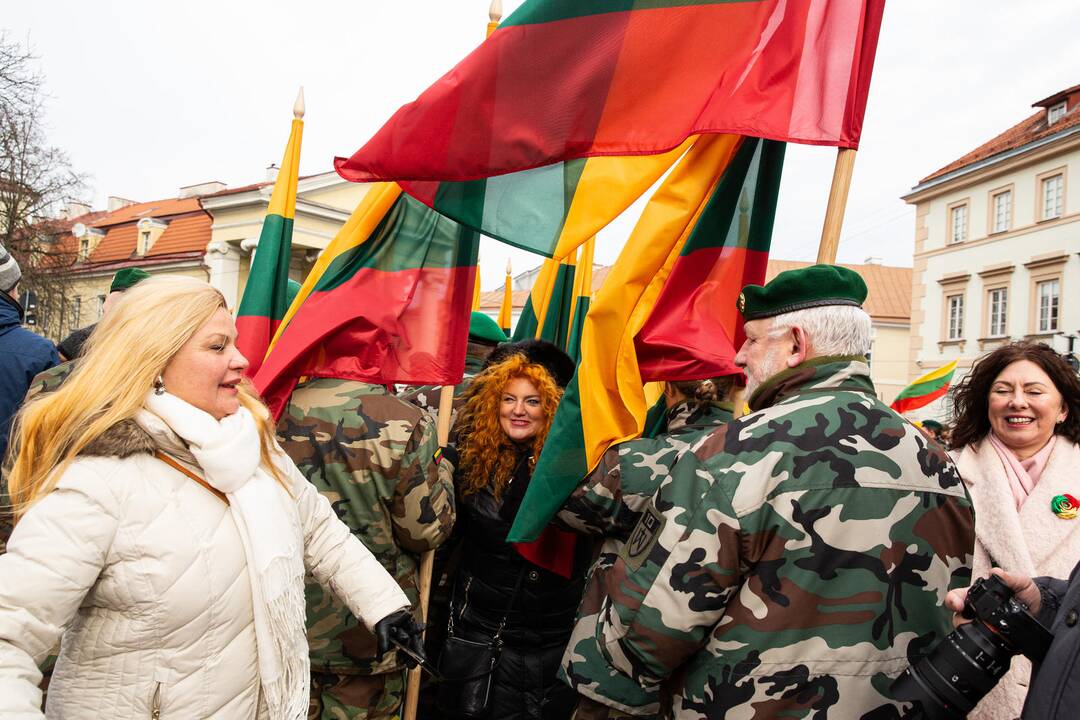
[0,32,87,338]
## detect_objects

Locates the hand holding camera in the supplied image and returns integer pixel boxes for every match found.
[891,571,1053,719]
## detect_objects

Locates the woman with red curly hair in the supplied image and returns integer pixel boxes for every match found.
[436,340,587,720]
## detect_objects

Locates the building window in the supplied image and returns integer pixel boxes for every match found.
[1042,174,1064,219]
[139,230,151,255]
[1048,101,1067,125]
[79,237,90,260]
[988,287,1008,337]
[947,294,964,340]
[992,190,1012,233]
[950,204,968,243]
[97,294,107,319]
[71,296,82,330]
[1037,279,1060,333]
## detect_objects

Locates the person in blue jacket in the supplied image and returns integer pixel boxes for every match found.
[0,244,59,460]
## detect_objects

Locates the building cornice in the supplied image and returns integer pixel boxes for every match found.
[902,124,1080,203]
[914,210,1080,259]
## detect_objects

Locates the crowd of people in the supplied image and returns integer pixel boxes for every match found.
[1,247,1079,720]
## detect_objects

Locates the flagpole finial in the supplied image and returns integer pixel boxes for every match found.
[505,258,512,275]
[489,0,502,24]
[293,87,305,119]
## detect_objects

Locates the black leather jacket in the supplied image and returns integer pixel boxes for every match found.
[450,446,589,645]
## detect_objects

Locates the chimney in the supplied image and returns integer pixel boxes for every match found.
[265,164,280,183]
[63,200,93,219]
[864,256,883,265]
[107,196,138,212]
[178,181,227,199]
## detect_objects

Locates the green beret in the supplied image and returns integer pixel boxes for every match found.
[737,264,867,321]
[469,311,507,345]
[109,268,151,293]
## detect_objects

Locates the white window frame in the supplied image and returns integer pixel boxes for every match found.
[988,287,1008,337]
[1049,101,1067,124]
[992,189,1012,233]
[947,294,964,340]
[950,204,968,244]
[1042,174,1064,220]
[1037,278,1060,333]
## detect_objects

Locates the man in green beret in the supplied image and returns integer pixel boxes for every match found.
[29,267,152,397]
[589,264,976,718]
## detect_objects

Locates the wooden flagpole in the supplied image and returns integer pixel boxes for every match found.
[401,383,454,720]
[404,7,505,715]
[815,148,857,264]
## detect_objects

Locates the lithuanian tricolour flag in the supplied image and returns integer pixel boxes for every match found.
[508,133,785,542]
[335,0,883,261]
[253,183,480,420]
[565,237,595,363]
[511,252,577,348]
[236,108,302,377]
[891,361,958,415]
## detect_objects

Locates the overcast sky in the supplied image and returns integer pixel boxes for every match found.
[3,1,1077,289]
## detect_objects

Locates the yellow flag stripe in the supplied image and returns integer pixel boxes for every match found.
[576,134,742,469]
[913,359,958,385]
[266,182,402,353]
[534,251,577,338]
[266,118,303,220]
[550,137,696,261]
[472,266,482,311]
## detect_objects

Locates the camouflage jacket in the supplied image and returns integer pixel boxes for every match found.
[398,354,484,426]
[558,400,734,716]
[24,360,74,403]
[277,378,456,674]
[594,357,975,719]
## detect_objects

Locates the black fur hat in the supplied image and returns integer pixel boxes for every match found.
[484,339,576,388]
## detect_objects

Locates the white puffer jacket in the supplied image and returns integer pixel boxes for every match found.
[0,414,410,719]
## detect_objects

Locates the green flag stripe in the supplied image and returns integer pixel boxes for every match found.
[314,196,473,293]
[895,373,954,401]
[236,213,293,320]
[679,138,784,256]
[512,297,540,342]
[540,263,576,349]
[504,0,759,27]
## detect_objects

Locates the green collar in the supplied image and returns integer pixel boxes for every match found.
[747,356,875,412]
[667,399,735,433]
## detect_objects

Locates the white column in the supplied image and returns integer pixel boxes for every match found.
[205,240,243,311]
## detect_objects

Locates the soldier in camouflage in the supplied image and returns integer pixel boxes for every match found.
[590,264,975,719]
[400,311,507,424]
[277,378,456,720]
[556,377,740,720]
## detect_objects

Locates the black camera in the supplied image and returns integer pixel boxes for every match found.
[891,574,1053,719]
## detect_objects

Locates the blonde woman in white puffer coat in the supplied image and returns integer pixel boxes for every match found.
[0,277,427,719]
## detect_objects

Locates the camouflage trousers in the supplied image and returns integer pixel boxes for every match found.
[308,670,406,720]
[572,696,645,720]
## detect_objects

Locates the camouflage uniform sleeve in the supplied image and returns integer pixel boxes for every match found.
[596,446,743,686]
[389,413,455,554]
[554,444,623,536]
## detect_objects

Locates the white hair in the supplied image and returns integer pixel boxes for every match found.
[771,305,871,357]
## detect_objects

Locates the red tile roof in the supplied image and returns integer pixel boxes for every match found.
[480,260,911,323]
[919,85,1080,184]
[765,260,911,322]
[92,198,203,227]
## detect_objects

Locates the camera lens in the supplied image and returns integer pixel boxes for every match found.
[891,576,1054,719]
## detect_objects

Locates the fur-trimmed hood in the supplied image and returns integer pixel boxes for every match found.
[78,419,157,459]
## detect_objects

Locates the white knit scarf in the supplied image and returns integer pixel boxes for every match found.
[144,391,308,720]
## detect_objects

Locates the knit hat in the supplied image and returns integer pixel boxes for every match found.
[109,268,151,293]
[0,244,22,293]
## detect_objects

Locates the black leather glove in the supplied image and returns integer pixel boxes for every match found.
[374,609,426,669]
